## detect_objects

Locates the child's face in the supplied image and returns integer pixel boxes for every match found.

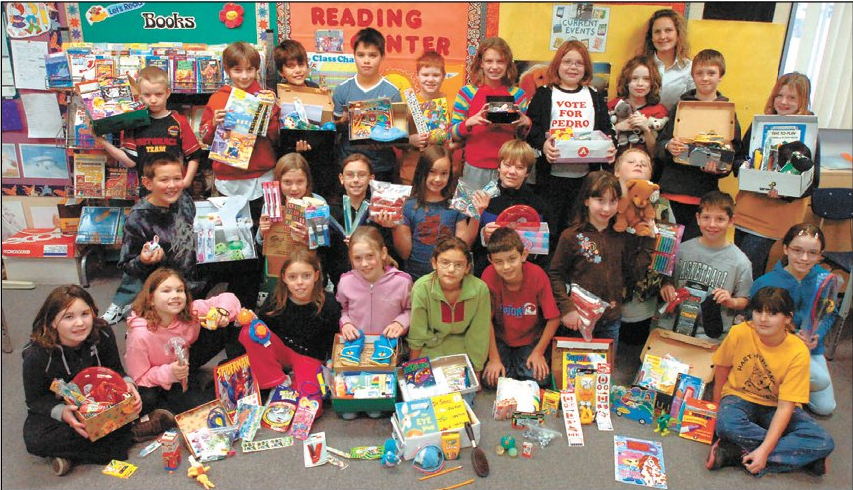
[417,66,444,96]
[773,84,800,115]
[628,65,652,101]
[227,60,258,91]
[481,48,508,86]
[354,43,383,78]
[279,60,309,86]
[751,308,790,341]
[138,79,170,115]
[350,241,387,283]
[283,261,319,304]
[558,50,585,88]
[425,157,452,196]
[696,206,732,244]
[488,249,528,285]
[498,159,529,190]
[280,169,308,200]
[152,276,187,320]
[585,190,619,230]
[783,234,822,276]
[692,63,722,98]
[614,152,652,183]
[651,17,678,54]
[431,249,470,290]
[53,298,93,348]
[143,163,184,207]
[340,161,373,200]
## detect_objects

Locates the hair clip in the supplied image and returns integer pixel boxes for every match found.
[797,228,819,238]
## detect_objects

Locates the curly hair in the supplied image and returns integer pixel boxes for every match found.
[615,55,662,106]
[31,285,106,349]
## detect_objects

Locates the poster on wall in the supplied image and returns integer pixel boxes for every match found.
[550,4,610,53]
[18,144,69,180]
[2,143,21,178]
[5,2,54,39]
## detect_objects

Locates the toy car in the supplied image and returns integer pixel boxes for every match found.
[610,386,655,425]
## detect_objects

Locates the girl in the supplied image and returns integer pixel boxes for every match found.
[608,55,669,158]
[239,248,340,415]
[641,9,694,111]
[23,285,141,476]
[125,268,240,418]
[377,145,475,281]
[450,37,531,190]
[750,223,837,415]
[734,73,820,279]
[407,237,492,375]
[547,171,654,348]
[527,40,616,244]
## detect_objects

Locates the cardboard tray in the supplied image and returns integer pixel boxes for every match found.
[738,165,814,198]
[641,329,718,383]
[331,334,400,374]
[77,395,139,442]
[277,83,334,124]
[391,400,480,460]
[397,354,480,401]
[672,101,736,166]
[553,130,613,164]
[175,399,228,459]
[550,337,615,391]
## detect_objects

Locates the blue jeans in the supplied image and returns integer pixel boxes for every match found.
[715,395,834,476]
[809,354,836,415]
[560,318,620,355]
[493,336,550,387]
[734,229,777,279]
[111,274,143,308]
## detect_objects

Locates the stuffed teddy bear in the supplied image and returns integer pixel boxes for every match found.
[614,179,659,236]
[610,99,642,147]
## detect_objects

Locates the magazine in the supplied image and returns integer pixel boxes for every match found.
[73,153,106,198]
[76,206,123,245]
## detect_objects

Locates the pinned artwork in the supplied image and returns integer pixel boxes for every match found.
[5,3,54,39]
[18,144,68,180]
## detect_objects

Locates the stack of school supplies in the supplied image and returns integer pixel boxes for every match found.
[209,88,276,169]
[649,222,684,276]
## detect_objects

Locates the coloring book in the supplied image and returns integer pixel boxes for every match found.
[614,436,667,489]
[213,354,261,424]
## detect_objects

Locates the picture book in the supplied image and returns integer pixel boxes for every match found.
[213,354,261,424]
[421,97,450,135]
[563,351,608,391]
[348,98,392,140]
[46,52,72,88]
[208,88,276,169]
[94,58,115,79]
[197,58,222,92]
[73,153,106,198]
[104,166,129,199]
[614,436,667,489]
[262,384,299,433]
[431,392,469,431]
[401,357,436,389]
[117,55,143,81]
[669,373,705,429]
[144,56,171,82]
[678,398,717,445]
[172,57,197,93]
[69,53,97,82]
[394,398,439,437]
[76,206,122,245]
[634,354,690,396]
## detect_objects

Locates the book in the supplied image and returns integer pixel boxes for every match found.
[563,351,608,390]
[401,357,436,389]
[94,58,115,79]
[76,206,122,245]
[104,166,129,199]
[634,354,690,396]
[73,153,107,198]
[208,88,276,169]
[614,436,668,488]
[213,354,261,424]
[394,398,439,437]
[431,392,469,431]
[46,52,72,88]
[678,398,717,445]
[197,58,222,92]
[117,54,143,80]
[172,56,197,93]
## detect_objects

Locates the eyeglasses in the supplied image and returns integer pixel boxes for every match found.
[436,260,467,271]
[343,172,370,179]
[561,60,585,68]
[787,246,821,259]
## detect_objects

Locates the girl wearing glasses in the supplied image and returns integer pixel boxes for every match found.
[749,223,837,415]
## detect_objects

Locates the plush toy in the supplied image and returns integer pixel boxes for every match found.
[187,456,215,489]
[614,179,659,237]
[610,99,642,147]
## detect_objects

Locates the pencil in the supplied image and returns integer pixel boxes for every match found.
[419,465,462,481]
[435,478,475,490]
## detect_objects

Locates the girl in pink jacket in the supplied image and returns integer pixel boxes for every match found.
[336,226,413,366]
[125,268,241,417]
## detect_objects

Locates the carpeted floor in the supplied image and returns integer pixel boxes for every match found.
[1,268,850,490]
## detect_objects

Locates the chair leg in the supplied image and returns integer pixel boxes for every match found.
[825,277,852,361]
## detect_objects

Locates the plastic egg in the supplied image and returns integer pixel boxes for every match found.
[507,447,518,458]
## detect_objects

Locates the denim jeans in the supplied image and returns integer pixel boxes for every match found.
[809,354,836,415]
[111,274,143,308]
[559,318,620,355]
[493,336,550,387]
[734,229,777,279]
[715,395,834,476]
[461,163,498,191]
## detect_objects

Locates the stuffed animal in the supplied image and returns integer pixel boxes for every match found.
[610,99,642,147]
[614,179,659,236]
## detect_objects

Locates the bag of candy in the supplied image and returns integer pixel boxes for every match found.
[450,179,500,220]
[368,180,412,225]
[569,283,610,342]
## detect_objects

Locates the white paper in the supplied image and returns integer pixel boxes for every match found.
[21,93,64,139]
[10,39,47,90]
[29,205,59,229]
[1,200,27,241]
[1,24,16,97]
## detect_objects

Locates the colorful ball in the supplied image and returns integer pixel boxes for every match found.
[508,447,518,458]
[500,435,516,450]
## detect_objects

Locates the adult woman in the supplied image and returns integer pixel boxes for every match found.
[641,9,694,111]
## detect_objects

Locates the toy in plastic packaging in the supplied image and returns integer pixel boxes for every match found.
[262,181,282,222]
[305,204,330,249]
[102,459,138,478]
[263,384,299,432]
[235,396,264,442]
[303,432,328,468]
[451,179,500,220]
[568,284,610,342]
[369,180,412,225]
[166,336,189,392]
[289,397,321,440]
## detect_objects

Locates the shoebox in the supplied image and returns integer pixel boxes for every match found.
[391,398,480,460]
[671,101,736,173]
[550,337,615,391]
[397,354,480,402]
[641,329,718,383]
[331,334,400,374]
[2,229,81,284]
[330,370,398,415]
[485,95,520,124]
[277,83,334,124]
[175,399,229,459]
[516,222,550,255]
[348,98,410,145]
[194,197,256,264]
[79,394,139,442]
[553,130,613,165]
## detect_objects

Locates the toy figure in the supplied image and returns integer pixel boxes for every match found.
[380,438,401,467]
[198,306,229,331]
[614,179,659,236]
[654,414,672,436]
[187,456,215,489]
[610,99,642,147]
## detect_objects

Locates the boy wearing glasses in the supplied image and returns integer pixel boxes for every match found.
[481,227,560,388]
[659,191,752,340]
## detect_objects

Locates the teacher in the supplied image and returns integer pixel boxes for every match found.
[641,9,694,112]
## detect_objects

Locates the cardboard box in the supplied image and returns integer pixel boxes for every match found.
[194,199,256,264]
[738,165,814,198]
[277,83,334,124]
[2,229,81,284]
[641,329,718,383]
[397,354,480,401]
[331,334,400,373]
[738,114,818,197]
[672,101,736,171]
[553,130,613,164]
[391,400,480,460]
[550,337,615,391]
[262,221,302,277]
[330,371,398,414]
[175,400,228,459]
[485,95,520,124]
[78,395,139,441]
[349,101,410,145]
[57,198,86,234]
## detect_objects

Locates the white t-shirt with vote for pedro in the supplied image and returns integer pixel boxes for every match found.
[549,85,596,178]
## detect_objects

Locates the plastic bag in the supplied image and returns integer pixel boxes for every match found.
[569,283,610,341]
[450,179,500,220]
[369,180,412,225]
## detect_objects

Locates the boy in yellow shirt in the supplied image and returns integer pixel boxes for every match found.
[707,286,834,476]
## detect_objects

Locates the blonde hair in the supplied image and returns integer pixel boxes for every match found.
[498,139,536,170]
[136,66,169,88]
[765,72,812,115]
[348,226,398,269]
[470,37,517,87]
[614,148,652,175]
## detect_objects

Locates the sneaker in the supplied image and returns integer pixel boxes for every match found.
[706,439,742,471]
[50,457,73,476]
[102,303,131,325]
[804,457,828,476]
[132,409,177,443]
[340,412,358,421]
[366,411,384,419]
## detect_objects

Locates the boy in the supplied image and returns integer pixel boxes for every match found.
[102,154,197,324]
[707,287,834,476]
[97,66,201,197]
[333,27,402,183]
[482,227,560,387]
[655,49,743,241]
[659,191,752,340]
[273,39,319,89]
[472,139,547,275]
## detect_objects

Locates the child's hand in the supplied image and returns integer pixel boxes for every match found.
[171,360,189,382]
[660,284,676,303]
[258,89,276,98]
[471,190,491,218]
[372,210,398,229]
[341,323,361,341]
[465,105,490,130]
[125,381,143,414]
[61,404,89,438]
[216,313,231,329]
[318,86,331,96]
[295,140,312,152]
[544,133,561,163]
[742,446,770,474]
[382,321,404,339]
[767,188,780,199]
[796,329,819,350]
[711,288,733,308]
[483,358,506,387]
[259,214,271,237]
[629,113,648,132]
[513,113,532,131]
[409,132,429,149]
[290,221,309,242]
[482,222,500,242]
[140,242,165,265]
[561,311,582,330]
[701,159,722,174]
[666,137,688,156]
[213,109,227,126]
[526,351,550,381]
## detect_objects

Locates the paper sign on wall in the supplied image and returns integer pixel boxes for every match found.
[550,4,610,53]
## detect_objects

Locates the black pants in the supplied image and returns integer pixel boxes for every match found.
[669,201,701,242]
[545,174,586,246]
[24,413,133,464]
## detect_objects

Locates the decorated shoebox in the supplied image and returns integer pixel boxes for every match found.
[485,95,520,124]
[175,399,230,459]
[79,394,139,442]
[194,198,256,264]
[76,76,149,136]
[391,398,480,460]
[641,329,718,383]
[348,98,410,145]
[2,229,80,284]
[553,130,613,165]
[330,371,398,415]
[550,337,615,391]
[277,83,334,124]
[672,101,736,172]
[397,354,480,402]
[516,222,550,255]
